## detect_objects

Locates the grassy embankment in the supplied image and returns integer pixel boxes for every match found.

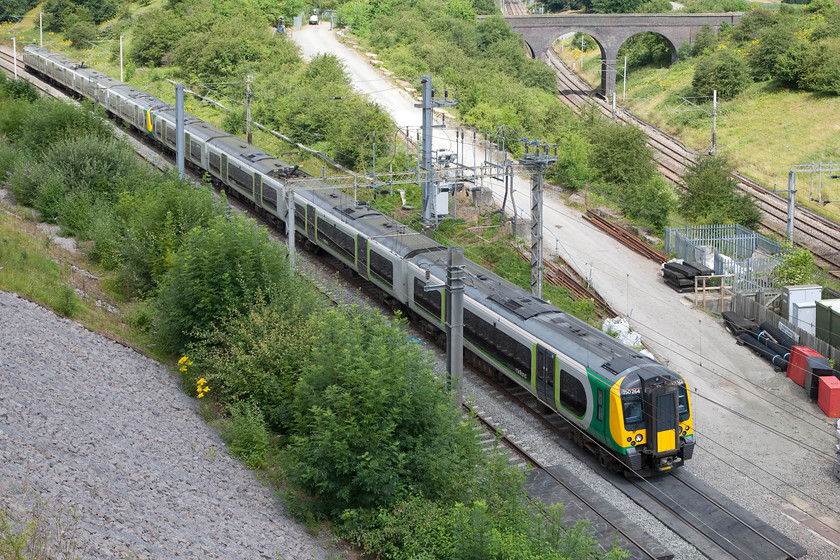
[556,32,840,222]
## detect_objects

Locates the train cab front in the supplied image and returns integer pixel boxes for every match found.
[611,368,694,476]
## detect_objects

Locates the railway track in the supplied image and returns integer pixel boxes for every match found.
[542,46,840,275]
[477,366,807,560]
[583,209,668,264]
[621,472,806,560]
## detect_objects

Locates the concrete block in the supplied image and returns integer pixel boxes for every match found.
[471,186,492,207]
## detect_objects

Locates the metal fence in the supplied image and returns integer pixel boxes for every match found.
[664,224,785,292]
[665,224,781,259]
[729,292,840,366]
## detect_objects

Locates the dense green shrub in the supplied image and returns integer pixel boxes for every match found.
[691,49,751,99]
[0,74,39,103]
[187,289,325,433]
[19,134,140,230]
[748,22,797,81]
[690,24,718,57]
[587,119,656,189]
[66,20,97,48]
[42,0,118,31]
[107,175,227,294]
[798,38,840,95]
[15,98,112,155]
[285,308,485,515]
[130,9,188,67]
[678,154,761,228]
[217,401,273,469]
[0,0,40,24]
[154,214,292,352]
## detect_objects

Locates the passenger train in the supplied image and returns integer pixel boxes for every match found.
[22,45,694,475]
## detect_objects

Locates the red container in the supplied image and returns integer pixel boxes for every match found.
[787,346,822,387]
[817,376,840,418]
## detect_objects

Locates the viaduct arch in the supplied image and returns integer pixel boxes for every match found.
[502,13,742,97]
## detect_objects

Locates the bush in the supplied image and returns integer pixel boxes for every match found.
[16,98,112,156]
[0,75,39,102]
[217,401,273,469]
[110,175,226,295]
[23,134,140,231]
[678,154,761,228]
[691,49,752,99]
[285,308,484,515]
[66,20,97,48]
[690,24,718,57]
[187,290,324,433]
[798,39,840,95]
[748,23,796,81]
[154,213,292,352]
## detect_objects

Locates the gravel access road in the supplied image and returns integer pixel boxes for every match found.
[0,290,333,560]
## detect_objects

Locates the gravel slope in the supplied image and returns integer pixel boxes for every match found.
[0,290,333,560]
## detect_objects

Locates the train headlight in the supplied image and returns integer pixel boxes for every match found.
[635,434,643,443]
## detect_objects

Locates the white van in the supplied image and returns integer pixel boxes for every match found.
[309,14,318,25]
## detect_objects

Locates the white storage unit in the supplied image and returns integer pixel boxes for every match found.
[792,301,817,336]
[781,284,822,320]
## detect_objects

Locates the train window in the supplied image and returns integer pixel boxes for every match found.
[317,217,355,263]
[678,386,689,422]
[209,152,221,174]
[559,370,586,417]
[263,185,277,210]
[622,397,644,431]
[464,309,531,381]
[228,164,253,193]
[165,125,175,146]
[413,277,442,321]
[295,204,306,229]
[190,138,202,161]
[357,236,368,274]
[370,250,393,287]
[657,395,676,433]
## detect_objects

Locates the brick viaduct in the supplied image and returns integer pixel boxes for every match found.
[501,13,743,97]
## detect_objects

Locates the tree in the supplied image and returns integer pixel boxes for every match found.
[691,49,752,99]
[690,24,718,57]
[678,154,761,228]
[286,308,484,515]
[799,39,840,95]
[747,23,796,81]
[155,214,293,352]
[592,0,642,13]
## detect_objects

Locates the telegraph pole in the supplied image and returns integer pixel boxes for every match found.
[424,247,464,406]
[119,35,124,82]
[246,74,253,144]
[415,75,456,225]
[710,90,717,155]
[446,247,465,407]
[12,37,17,79]
[175,83,185,178]
[520,140,557,299]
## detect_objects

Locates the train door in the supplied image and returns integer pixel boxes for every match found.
[535,345,557,410]
[595,388,606,440]
[639,371,680,469]
[357,235,369,278]
[255,174,262,205]
[220,154,228,184]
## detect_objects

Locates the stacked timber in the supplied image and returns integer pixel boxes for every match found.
[661,260,713,293]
